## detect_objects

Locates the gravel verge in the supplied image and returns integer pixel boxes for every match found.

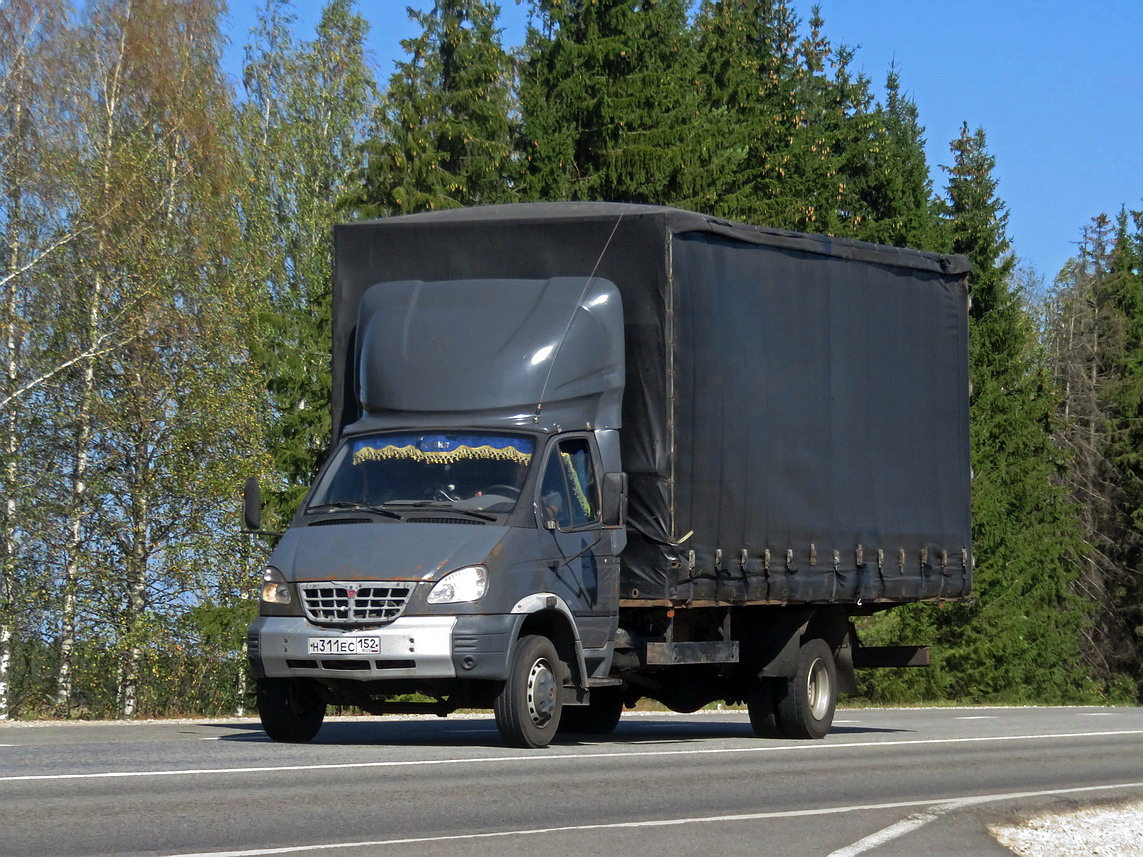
[990,801,1143,856]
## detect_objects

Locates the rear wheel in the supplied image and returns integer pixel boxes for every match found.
[775,637,837,739]
[559,686,624,735]
[256,677,326,743]
[494,635,563,748]
[746,677,783,738]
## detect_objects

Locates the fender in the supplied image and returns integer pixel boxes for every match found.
[510,592,590,691]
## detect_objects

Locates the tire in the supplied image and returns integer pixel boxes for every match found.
[494,635,563,748]
[256,677,326,743]
[559,686,623,735]
[746,677,782,738]
[775,637,837,739]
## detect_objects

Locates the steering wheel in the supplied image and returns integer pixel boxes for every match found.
[482,484,521,498]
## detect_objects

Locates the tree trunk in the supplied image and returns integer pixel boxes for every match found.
[0,32,31,722]
[1,255,17,722]
[120,498,149,719]
[120,529,149,719]
[55,272,100,714]
[0,625,9,721]
[119,355,150,720]
[58,9,131,713]
[0,367,15,721]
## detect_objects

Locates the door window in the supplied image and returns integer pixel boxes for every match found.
[539,438,599,529]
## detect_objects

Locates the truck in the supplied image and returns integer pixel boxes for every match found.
[244,202,973,748]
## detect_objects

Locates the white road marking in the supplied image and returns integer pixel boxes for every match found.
[827,782,1143,857]
[155,781,1143,857]
[1077,712,1119,716]
[954,716,996,720]
[3,729,1142,784]
[827,805,960,857]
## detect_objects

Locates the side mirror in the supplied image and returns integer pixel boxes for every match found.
[539,499,559,530]
[601,472,627,527]
[243,476,262,532]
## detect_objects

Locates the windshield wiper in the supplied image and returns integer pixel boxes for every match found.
[398,501,498,522]
[307,501,403,520]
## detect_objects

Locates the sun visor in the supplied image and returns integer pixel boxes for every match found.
[352,277,624,432]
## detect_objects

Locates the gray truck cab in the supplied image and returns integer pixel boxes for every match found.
[246,275,628,747]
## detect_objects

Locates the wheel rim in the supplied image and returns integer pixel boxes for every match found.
[526,657,558,727]
[806,656,831,721]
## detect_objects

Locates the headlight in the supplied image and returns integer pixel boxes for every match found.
[427,565,488,604]
[260,566,292,605]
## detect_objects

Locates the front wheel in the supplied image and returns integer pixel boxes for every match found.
[256,677,326,743]
[494,635,563,748]
[775,637,837,739]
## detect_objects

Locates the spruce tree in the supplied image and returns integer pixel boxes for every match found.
[1101,210,1143,590]
[734,7,886,236]
[937,124,1093,702]
[691,0,798,217]
[1104,210,1143,697]
[847,67,942,250]
[1046,210,1143,698]
[692,3,904,237]
[350,0,515,216]
[518,0,700,204]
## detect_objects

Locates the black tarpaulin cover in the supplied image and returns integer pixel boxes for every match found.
[333,203,973,606]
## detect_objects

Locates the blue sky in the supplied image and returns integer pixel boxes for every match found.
[222,1,1143,281]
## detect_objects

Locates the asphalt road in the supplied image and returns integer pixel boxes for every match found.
[2,706,1142,857]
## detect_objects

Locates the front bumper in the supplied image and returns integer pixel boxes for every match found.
[248,614,518,681]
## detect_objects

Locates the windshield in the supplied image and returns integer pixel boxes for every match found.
[306,431,535,515]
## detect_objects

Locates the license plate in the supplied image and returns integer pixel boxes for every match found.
[307,636,381,655]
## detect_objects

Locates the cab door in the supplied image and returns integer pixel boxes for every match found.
[535,435,618,650]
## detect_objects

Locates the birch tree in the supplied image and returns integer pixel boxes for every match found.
[42,0,261,716]
[0,0,74,719]
[239,0,375,523]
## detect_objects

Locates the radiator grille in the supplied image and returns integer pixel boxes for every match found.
[298,581,414,626]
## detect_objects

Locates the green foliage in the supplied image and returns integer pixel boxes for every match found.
[690,3,941,245]
[854,606,950,703]
[939,125,1095,703]
[775,12,874,235]
[847,68,944,250]
[239,0,375,524]
[187,600,259,655]
[0,0,270,719]
[1100,212,1143,543]
[1043,209,1143,698]
[518,0,701,204]
[691,0,799,217]
[349,0,516,216]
